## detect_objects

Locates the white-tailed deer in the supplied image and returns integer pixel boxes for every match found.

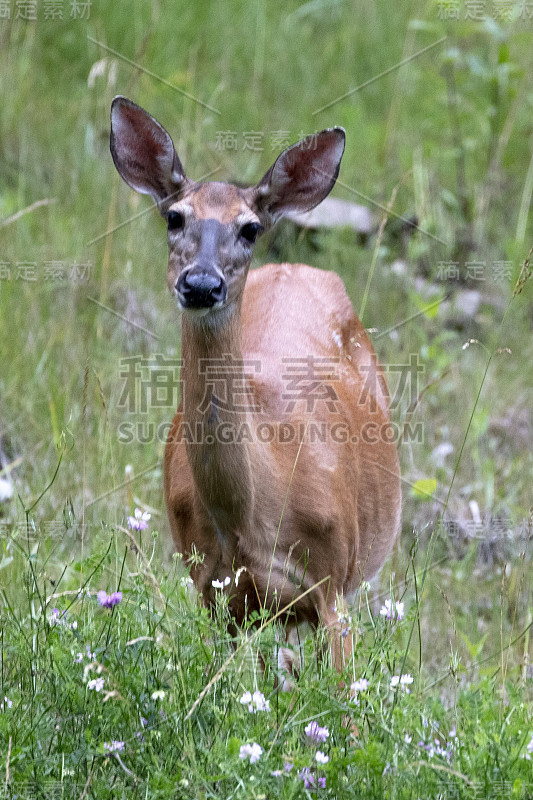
[110,96,401,673]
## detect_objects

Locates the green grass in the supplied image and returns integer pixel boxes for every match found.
[1,528,532,798]
[0,0,533,796]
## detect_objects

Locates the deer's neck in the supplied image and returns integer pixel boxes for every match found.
[181,305,255,533]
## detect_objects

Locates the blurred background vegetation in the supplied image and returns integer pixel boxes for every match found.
[0,0,532,672]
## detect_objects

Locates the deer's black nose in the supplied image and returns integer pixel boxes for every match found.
[176,269,227,309]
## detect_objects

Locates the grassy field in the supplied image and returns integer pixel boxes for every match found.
[0,0,532,797]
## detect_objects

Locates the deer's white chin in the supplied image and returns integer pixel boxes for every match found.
[177,299,229,322]
[177,302,210,317]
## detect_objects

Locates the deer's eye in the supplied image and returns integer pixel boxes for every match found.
[167,210,184,231]
[239,222,263,244]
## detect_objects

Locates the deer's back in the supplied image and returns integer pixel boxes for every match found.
[241,262,390,420]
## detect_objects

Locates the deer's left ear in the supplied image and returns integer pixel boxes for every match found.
[252,127,345,225]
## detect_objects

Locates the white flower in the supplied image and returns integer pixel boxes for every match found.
[400,674,413,690]
[315,751,329,764]
[239,690,270,713]
[87,677,104,692]
[151,689,166,700]
[239,742,262,763]
[380,598,404,621]
[252,690,270,712]
[240,691,253,711]
[212,576,231,589]
[390,674,413,693]
[351,678,369,693]
[527,735,533,754]
[404,733,412,743]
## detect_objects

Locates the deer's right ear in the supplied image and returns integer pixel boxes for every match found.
[110,96,188,207]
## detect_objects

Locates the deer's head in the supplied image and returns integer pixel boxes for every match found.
[110,96,344,319]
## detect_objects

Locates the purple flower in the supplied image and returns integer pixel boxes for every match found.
[103,740,124,754]
[127,508,151,531]
[49,608,66,626]
[305,721,329,744]
[380,598,404,621]
[97,590,122,609]
[298,768,326,789]
[298,768,314,788]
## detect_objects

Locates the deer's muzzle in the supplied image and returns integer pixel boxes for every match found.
[176,268,227,310]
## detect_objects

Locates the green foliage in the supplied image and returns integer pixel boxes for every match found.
[1,1,533,797]
[0,534,532,798]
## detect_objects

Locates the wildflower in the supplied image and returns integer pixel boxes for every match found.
[0,478,13,502]
[0,697,12,711]
[239,743,262,763]
[390,674,413,693]
[49,608,65,626]
[127,508,151,531]
[87,677,104,692]
[333,602,351,635]
[97,590,122,609]
[527,735,533,754]
[74,644,96,664]
[239,690,270,713]
[49,608,78,631]
[305,721,329,744]
[400,674,413,691]
[315,750,329,764]
[212,576,231,589]
[380,598,404,622]
[103,740,125,753]
[298,768,326,789]
[151,690,166,701]
[298,768,313,788]
[404,733,412,744]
